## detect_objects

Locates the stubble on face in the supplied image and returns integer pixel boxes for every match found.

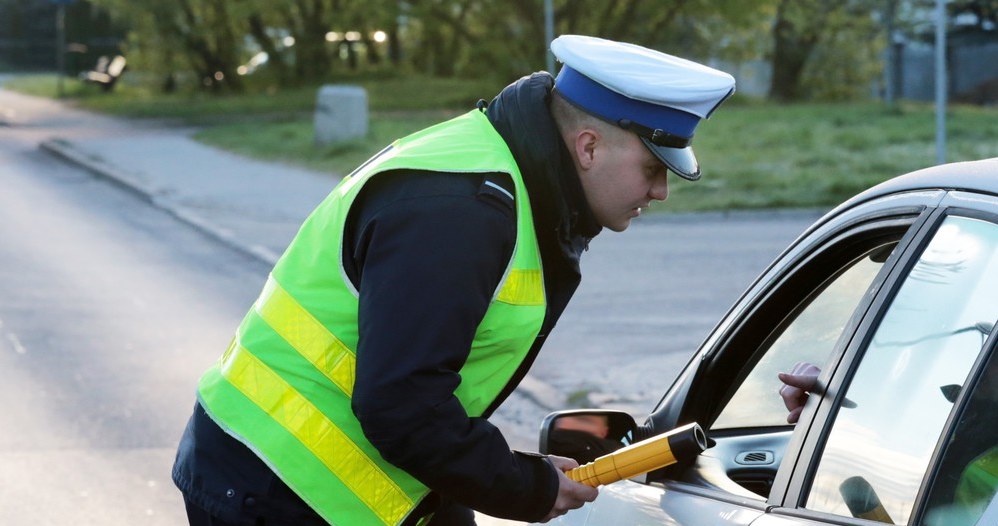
[581,131,664,232]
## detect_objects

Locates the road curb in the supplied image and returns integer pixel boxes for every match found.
[40,137,161,203]
[39,137,279,267]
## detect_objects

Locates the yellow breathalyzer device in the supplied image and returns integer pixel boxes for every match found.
[566,422,707,487]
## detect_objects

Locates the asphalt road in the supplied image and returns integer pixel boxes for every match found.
[0,119,268,524]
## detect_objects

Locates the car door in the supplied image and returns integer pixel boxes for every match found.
[547,190,947,526]
[755,190,998,526]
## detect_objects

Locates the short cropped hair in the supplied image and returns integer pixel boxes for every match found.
[549,89,629,147]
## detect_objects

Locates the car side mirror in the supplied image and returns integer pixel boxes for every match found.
[538,409,637,463]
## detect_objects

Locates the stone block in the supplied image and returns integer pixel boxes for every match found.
[314,85,368,146]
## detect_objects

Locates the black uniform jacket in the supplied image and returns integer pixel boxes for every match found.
[172,72,602,525]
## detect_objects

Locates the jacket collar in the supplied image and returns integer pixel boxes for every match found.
[484,72,602,251]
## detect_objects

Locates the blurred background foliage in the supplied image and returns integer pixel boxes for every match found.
[1,0,993,102]
[2,0,996,210]
[90,0,876,100]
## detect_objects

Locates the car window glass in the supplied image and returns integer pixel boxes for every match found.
[923,344,998,526]
[805,216,998,525]
[712,246,891,430]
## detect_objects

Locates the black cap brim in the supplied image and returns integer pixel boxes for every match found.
[641,137,701,181]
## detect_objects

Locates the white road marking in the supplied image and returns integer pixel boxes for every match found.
[0,317,27,354]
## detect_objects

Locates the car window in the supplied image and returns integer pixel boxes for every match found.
[922,342,998,526]
[712,244,892,430]
[804,215,998,525]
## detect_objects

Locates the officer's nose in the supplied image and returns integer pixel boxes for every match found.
[649,172,669,202]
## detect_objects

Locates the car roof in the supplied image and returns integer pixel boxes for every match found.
[791,157,998,253]
[837,157,998,212]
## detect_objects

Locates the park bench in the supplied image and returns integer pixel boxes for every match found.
[80,55,127,92]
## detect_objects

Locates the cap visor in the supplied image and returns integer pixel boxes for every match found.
[640,137,701,181]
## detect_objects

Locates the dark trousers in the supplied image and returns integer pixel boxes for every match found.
[184,498,240,526]
[423,501,476,525]
[184,497,476,526]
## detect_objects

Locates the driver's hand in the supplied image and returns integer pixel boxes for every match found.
[778,362,821,424]
[540,455,599,522]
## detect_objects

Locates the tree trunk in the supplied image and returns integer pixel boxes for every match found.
[208,0,244,92]
[174,0,243,93]
[303,0,332,78]
[388,13,402,65]
[769,0,818,101]
[289,0,331,82]
[248,13,290,83]
[418,0,475,77]
[362,31,381,65]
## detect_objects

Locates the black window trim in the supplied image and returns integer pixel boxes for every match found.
[780,204,947,512]
[680,213,921,433]
[911,321,998,526]
[783,197,998,525]
[908,202,998,526]
[642,199,939,507]
[709,230,905,429]
[649,200,936,432]
[765,207,938,510]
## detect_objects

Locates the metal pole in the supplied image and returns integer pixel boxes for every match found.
[883,0,897,109]
[56,3,66,98]
[545,0,554,74]
[935,0,947,164]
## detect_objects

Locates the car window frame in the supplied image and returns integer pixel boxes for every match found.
[650,192,944,432]
[775,192,998,525]
[662,202,936,434]
[909,200,998,526]
[708,237,902,431]
[912,322,998,526]
[643,191,946,505]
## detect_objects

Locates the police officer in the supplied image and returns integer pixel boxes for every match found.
[173,35,735,526]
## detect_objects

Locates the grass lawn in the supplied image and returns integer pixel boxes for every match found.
[3,73,506,120]
[197,101,998,212]
[194,110,459,175]
[669,101,998,211]
[6,73,998,212]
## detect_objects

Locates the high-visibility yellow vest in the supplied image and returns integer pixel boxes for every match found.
[197,109,546,526]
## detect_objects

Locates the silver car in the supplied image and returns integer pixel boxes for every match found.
[537,158,998,526]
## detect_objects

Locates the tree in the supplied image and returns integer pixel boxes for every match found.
[769,0,887,101]
[239,0,398,83]
[175,0,245,92]
[441,0,773,81]
[247,12,291,84]
[90,0,248,92]
[770,0,839,101]
[82,0,899,100]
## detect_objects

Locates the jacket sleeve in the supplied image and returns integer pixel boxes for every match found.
[347,172,560,522]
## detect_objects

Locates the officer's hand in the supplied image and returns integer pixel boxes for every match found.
[778,362,821,424]
[540,455,598,522]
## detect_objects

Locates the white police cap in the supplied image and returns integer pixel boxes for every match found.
[550,35,735,180]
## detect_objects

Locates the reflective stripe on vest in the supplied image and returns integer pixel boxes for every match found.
[218,340,413,522]
[198,110,546,526]
[254,277,355,396]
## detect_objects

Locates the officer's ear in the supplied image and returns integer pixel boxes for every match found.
[572,128,600,171]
